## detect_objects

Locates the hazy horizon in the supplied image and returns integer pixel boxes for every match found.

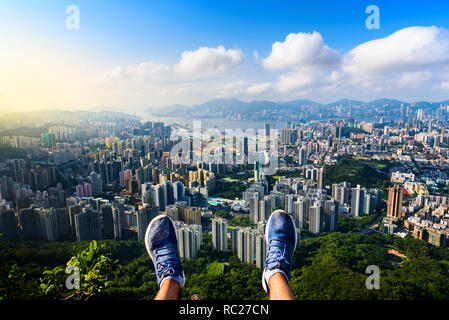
[1,95,449,118]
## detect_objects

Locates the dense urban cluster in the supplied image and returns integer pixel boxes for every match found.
[1,102,449,300]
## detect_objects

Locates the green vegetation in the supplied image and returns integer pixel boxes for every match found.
[325,155,391,190]
[338,204,386,232]
[40,240,119,300]
[214,210,253,227]
[274,169,303,179]
[0,144,27,162]
[210,179,247,200]
[338,215,380,232]
[290,232,449,299]
[207,263,224,275]
[1,231,449,300]
[221,165,253,181]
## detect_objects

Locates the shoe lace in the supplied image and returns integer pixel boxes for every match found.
[265,240,290,269]
[151,244,180,278]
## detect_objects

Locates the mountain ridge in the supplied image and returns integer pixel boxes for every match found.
[149,97,449,117]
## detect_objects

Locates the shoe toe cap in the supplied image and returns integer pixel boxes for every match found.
[268,210,296,243]
[148,216,177,249]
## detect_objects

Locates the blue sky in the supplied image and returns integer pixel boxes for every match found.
[1,0,449,112]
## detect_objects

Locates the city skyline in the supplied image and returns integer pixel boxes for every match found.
[2,1,449,114]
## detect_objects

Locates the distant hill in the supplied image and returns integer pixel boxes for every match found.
[149,97,449,118]
[366,98,409,108]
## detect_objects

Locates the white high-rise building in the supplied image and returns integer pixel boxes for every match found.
[351,185,365,217]
[175,221,202,259]
[309,201,323,234]
[136,206,157,241]
[90,172,103,196]
[298,147,308,166]
[293,197,308,229]
[212,217,228,251]
[255,233,267,269]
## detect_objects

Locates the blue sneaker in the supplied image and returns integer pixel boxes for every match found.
[262,210,297,293]
[144,215,185,289]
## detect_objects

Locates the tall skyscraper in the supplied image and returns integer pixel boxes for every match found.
[258,198,272,223]
[0,209,18,239]
[332,182,351,206]
[318,167,326,189]
[111,205,122,239]
[351,185,365,217]
[175,221,202,259]
[68,204,81,239]
[324,199,338,232]
[184,206,201,225]
[387,185,403,218]
[19,206,44,240]
[163,205,178,221]
[298,147,308,166]
[264,123,271,137]
[212,217,228,252]
[90,172,103,195]
[154,184,167,211]
[255,233,267,269]
[100,205,114,239]
[136,206,157,241]
[243,229,255,265]
[309,201,323,234]
[229,227,240,253]
[128,178,140,194]
[281,128,297,144]
[74,208,102,242]
[236,228,248,263]
[231,226,267,269]
[293,197,308,229]
[119,169,133,188]
[284,194,294,215]
[249,194,259,223]
[173,181,185,202]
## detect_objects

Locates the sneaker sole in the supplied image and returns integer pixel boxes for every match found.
[144,214,185,288]
[262,210,297,293]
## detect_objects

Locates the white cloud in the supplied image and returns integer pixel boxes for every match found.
[99,27,449,106]
[262,31,340,71]
[442,81,449,90]
[174,45,244,75]
[343,26,449,76]
[273,69,349,93]
[274,71,317,92]
[246,82,271,94]
[395,71,432,88]
[324,71,344,84]
[106,45,243,84]
[104,62,171,83]
[223,80,249,95]
[225,80,248,90]
[253,51,259,61]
